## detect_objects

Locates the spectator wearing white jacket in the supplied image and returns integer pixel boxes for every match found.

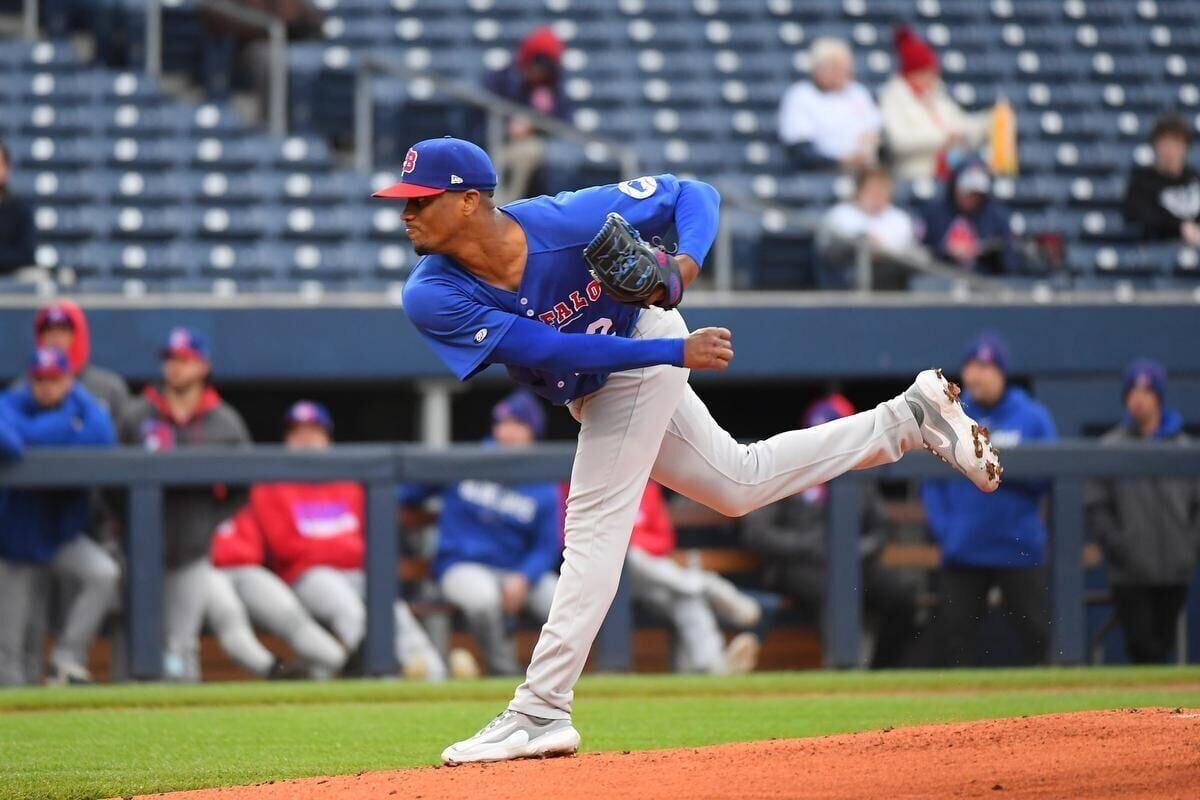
[879,26,991,180]
[778,37,881,171]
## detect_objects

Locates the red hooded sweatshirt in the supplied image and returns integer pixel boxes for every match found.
[629,481,676,558]
[222,482,366,584]
[211,509,266,567]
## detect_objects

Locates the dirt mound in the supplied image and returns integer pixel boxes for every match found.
[137,708,1200,799]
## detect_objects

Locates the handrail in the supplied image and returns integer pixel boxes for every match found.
[22,0,37,40]
[2,441,1197,679]
[353,54,639,180]
[145,0,289,136]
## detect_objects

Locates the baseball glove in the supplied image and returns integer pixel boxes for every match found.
[583,213,684,309]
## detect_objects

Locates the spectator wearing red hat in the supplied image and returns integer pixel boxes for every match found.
[118,328,251,681]
[626,480,761,674]
[482,26,573,202]
[741,394,920,668]
[879,26,992,180]
[0,347,117,685]
[1086,359,1200,663]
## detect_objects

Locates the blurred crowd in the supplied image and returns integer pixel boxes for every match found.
[0,301,1195,686]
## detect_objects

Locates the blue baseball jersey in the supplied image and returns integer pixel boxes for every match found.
[399,477,563,582]
[402,174,711,405]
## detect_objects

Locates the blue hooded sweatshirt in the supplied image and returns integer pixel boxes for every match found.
[0,383,115,563]
[918,158,1019,274]
[921,386,1058,568]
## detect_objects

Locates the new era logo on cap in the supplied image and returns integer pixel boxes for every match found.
[371,137,498,199]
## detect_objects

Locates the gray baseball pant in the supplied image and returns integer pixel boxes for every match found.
[509,307,923,718]
[624,547,726,674]
[439,562,557,676]
[0,535,119,684]
[163,558,212,682]
[292,567,447,680]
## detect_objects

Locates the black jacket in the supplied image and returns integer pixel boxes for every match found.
[1122,164,1200,240]
[0,194,36,273]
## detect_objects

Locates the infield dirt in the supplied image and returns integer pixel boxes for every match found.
[135,707,1200,799]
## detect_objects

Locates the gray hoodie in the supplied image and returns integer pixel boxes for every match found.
[119,385,251,569]
[1085,420,1200,587]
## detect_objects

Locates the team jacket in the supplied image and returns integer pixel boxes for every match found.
[0,384,115,563]
[629,481,676,558]
[921,386,1058,568]
[119,385,251,569]
[213,482,365,584]
[400,474,563,582]
[401,174,719,405]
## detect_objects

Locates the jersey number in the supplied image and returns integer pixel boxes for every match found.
[586,318,614,335]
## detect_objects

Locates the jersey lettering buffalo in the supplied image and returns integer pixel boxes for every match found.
[401,175,720,405]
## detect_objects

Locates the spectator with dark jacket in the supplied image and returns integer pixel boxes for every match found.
[1086,359,1200,663]
[918,158,1017,274]
[741,394,920,668]
[0,348,118,685]
[1122,115,1200,247]
[483,26,573,202]
[119,328,251,681]
[920,333,1057,666]
[0,139,36,275]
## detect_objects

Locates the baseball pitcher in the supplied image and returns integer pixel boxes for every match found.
[373,137,1002,764]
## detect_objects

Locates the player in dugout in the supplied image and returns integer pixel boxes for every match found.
[373,136,1001,764]
[225,400,447,680]
[400,389,563,678]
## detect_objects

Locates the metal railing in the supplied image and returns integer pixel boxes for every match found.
[1,441,1197,680]
[22,0,37,40]
[145,0,289,136]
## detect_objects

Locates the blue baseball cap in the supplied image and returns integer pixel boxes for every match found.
[1123,358,1167,403]
[492,389,546,440]
[29,346,70,378]
[962,331,1010,375]
[161,327,211,362]
[371,136,498,199]
[284,400,334,433]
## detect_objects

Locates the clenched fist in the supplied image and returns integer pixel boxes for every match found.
[684,327,734,371]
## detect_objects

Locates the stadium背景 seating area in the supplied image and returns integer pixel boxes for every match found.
[3,0,1200,295]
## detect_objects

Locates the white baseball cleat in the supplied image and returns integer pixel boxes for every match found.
[441,709,581,766]
[904,368,1003,493]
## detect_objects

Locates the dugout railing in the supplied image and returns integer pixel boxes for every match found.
[2,441,1199,679]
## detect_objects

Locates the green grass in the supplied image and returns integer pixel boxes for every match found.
[2,668,1198,800]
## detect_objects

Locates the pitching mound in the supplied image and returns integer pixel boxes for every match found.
[137,708,1200,800]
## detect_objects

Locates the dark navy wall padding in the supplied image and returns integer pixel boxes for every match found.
[1,302,1198,387]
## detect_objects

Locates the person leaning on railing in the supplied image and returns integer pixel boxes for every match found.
[0,347,118,686]
[1085,359,1200,664]
[117,328,251,682]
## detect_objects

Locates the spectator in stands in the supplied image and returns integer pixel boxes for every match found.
[1122,115,1200,247]
[216,401,445,680]
[0,139,37,275]
[627,481,761,674]
[0,347,118,685]
[921,333,1057,667]
[28,301,130,422]
[400,390,562,676]
[742,395,920,668]
[917,158,1017,274]
[119,328,251,682]
[1086,359,1200,663]
[778,37,881,171]
[201,0,324,123]
[483,26,572,203]
[816,166,921,289]
[879,26,991,180]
